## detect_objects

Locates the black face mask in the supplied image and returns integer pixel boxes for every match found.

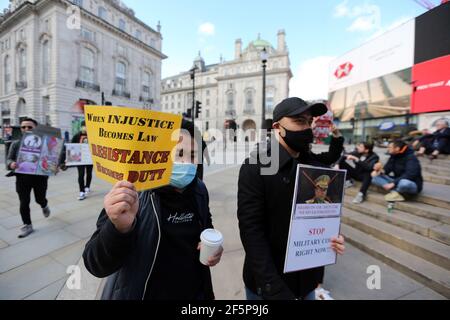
[280,127,314,153]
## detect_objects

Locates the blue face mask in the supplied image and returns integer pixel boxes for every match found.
[170,162,197,189]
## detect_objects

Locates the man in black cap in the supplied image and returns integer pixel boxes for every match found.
[237,97,346,300]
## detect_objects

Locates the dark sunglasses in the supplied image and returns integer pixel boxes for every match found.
[21,126,34,130]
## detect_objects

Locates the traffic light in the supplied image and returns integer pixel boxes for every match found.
[184,108,192,119]
[195,100,202,119]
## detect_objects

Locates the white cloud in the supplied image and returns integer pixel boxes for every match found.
[289,56,336,101]
[198,22,215,36]
[334,0,350,17]
[334,1,381,32]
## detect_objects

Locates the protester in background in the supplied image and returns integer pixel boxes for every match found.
[71,121,93,200]
[83,120,223,300]
[371,140,423,202]
[6,118,51,238]
[335,142,379,204]
[416,119,450,160]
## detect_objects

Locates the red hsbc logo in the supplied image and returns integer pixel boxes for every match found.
[334,62,354,79]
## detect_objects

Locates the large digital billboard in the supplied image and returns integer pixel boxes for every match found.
[329,68,411,122]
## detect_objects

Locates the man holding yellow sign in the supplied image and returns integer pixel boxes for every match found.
[82,106,223,300]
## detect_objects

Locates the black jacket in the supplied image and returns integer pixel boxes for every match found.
[6,140,21,171]
[348,151,380,174]
[384,147,423,192]
[420,128,450,154]
[83,179,215,300]
[237,136,344,300]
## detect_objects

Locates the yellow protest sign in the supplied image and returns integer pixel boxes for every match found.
[84,105,182,191]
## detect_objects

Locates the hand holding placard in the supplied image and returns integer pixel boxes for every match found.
[104,181,139,234]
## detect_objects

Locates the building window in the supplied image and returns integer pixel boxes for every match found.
[206,99,210,106]
[4,55,11,93]
[171,103,174,109]
[44,19,50,32]
[42,40,50,84]
[135,30,142,40]
[206,110,210,118]
[81,27,95,42]
[206,90,210,96]
[142,71,151,99]
[80,47,95,84]
[227,92,234,110]
[119,19,126,32]
[73,0,83,6]
[115,61,127,93]
[266,90,275,113]
[98,6,107,20]
[18,47,27,84]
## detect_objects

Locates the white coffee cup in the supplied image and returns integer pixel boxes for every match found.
[200,229,223,266]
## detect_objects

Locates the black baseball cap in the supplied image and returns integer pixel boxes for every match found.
[273,97,328,122]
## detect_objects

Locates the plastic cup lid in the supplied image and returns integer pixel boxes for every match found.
[201,229,223,244]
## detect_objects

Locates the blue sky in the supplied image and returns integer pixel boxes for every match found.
[1,0,430,99]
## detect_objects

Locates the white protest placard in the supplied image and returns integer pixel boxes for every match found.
[284,165,347,274]
[65,143,93,166]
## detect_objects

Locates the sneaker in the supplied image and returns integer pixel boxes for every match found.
[315,288,334,300]
[78,192,86,201]
[42,206,51,218]
[352,192,364,204]
[18,225,34,238]
[344,180,354,189]
[385,191,405,202]
[84,187,90,196]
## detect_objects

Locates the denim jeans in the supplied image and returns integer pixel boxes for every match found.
[372,175,418,195]
[245,287,316,300]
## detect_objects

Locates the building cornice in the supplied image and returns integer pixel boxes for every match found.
[161,83,217,94]
[215,68,292,81]
[103,0,162,39]
[220,52,289,67]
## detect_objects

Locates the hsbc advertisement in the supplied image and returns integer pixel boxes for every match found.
[412,55,450,114]
[329,19,415,92]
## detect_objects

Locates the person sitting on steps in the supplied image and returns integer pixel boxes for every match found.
[371,140,423,203]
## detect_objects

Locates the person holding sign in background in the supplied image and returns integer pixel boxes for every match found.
[71,121,94,200]
[238,98,346,300]
[6,118,52,238]
[83,120,223,300]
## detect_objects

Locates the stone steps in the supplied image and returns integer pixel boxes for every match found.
[421,163,450,176]
[343,195,450,246]
[341,224,450,299]
[341,209,450,271]
[423,173,450,186]
[353,181,450,211]
[346,188,450,225]
[419,157,450,168]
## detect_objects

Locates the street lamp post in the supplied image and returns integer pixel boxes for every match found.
[260,47,269,130]
[190,66,198,123]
